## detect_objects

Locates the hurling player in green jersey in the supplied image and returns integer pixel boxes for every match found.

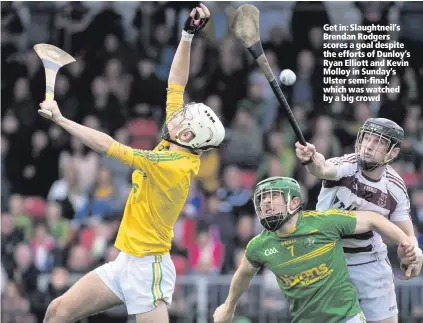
[213,177,418,323]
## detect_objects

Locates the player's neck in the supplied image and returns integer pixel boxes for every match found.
[362,166,386,182]
[276,213,299,235]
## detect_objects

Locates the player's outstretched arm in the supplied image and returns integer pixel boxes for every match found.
[295,142,338,180]
[39,100,113,154]
[213,255,259,323]
[168,3,210,87]
[354,210,420,262]
[354,211,413,246]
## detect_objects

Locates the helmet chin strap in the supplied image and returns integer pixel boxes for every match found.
[261,194,301,232]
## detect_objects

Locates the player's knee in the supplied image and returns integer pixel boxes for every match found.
[45,297,71,323]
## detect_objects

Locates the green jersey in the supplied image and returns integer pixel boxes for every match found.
[245,209,362,323]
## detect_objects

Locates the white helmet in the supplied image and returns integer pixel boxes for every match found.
[164,102,225,153]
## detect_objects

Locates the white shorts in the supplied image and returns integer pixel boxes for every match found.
[347,256,398,321]
[345,312,366,323]
[94,252,176,315]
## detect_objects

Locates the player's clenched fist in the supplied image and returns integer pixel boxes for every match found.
[39,100,63,123]
[183,3,210,34]
[213,303,235,323]
[295,141,316,162]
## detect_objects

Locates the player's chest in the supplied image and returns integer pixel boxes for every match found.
[333,178,391,213]
[261,234,336,278]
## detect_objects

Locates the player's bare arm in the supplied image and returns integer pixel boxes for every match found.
[39,100,114,154]
[168,3,210,87]
[295,141,338,180]
[353,211,419,275]
[213,255,259,323]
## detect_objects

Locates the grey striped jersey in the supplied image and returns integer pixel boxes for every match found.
[316,153,411,265]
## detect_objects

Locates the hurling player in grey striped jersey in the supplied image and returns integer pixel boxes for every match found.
[295,117,422,323]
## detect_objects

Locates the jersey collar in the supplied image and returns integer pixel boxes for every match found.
[276,211,303,237]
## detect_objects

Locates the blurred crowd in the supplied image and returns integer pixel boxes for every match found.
[1,1,423,323]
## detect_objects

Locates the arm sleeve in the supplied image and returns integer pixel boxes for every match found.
[390,189,411,222]
[245,237,263,268]
[320,209,357,237]
[106,141,181,187]
[326,154,357,181]
[165,83,185,123]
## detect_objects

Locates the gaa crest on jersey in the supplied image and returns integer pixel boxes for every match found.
[304,237,315,248]
[377,193,387,208]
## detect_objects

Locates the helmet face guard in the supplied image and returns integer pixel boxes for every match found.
[355,118,404,171]
[253,177,302,232]
[161,102,225,153]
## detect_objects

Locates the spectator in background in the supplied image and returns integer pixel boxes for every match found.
[128,57,166,119]
[52,74,80,123]
[25,51,45,104]
[74,167,118,225]
[223,108,263,169]
[2,213,25,278]
[399,1,423,104]
[292,50,317,108]
[290,1,330,53]
[257,131,297,181]
[31,267,71,323]
[20,130,59,197]
[132,2,167,55]
[54,1,90,55]
[207,36,248,124]
[9,77,36,129]
[216,166,252,216]
[47,160,88,220]
[30,223,56,273]
[411,189,423,241]
[189,228,224,275]
[8,194,31,241]
[13,243,39,295]
[237,72,277,134]
[59,136,99,193]
[148,24,175,81]
[103,59,131,107]
[86,2,124,52]
[183,179,206,219]
[263,26,295,71]
[198,194,236,248]
[66,244,92,273]
[45,201,71,250]
[2,282,31,323]
[1,135,11,211]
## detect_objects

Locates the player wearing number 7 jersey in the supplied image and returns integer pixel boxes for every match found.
[213,177,418,323]
[295,118,423,323]
[39,4,225,323]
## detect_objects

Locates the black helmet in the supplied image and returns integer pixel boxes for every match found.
[355,118,404,170]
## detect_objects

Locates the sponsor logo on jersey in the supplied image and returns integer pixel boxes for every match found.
[364,185,377,193]
[281,239,296,246]
[278,263,334,287]
[264,248,278,256]
[377,193,387,208]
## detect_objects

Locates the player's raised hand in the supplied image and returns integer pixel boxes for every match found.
[39,100,63,123]
[213,303,235,323]
[183,3,210,34]
[295,141,317,162]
